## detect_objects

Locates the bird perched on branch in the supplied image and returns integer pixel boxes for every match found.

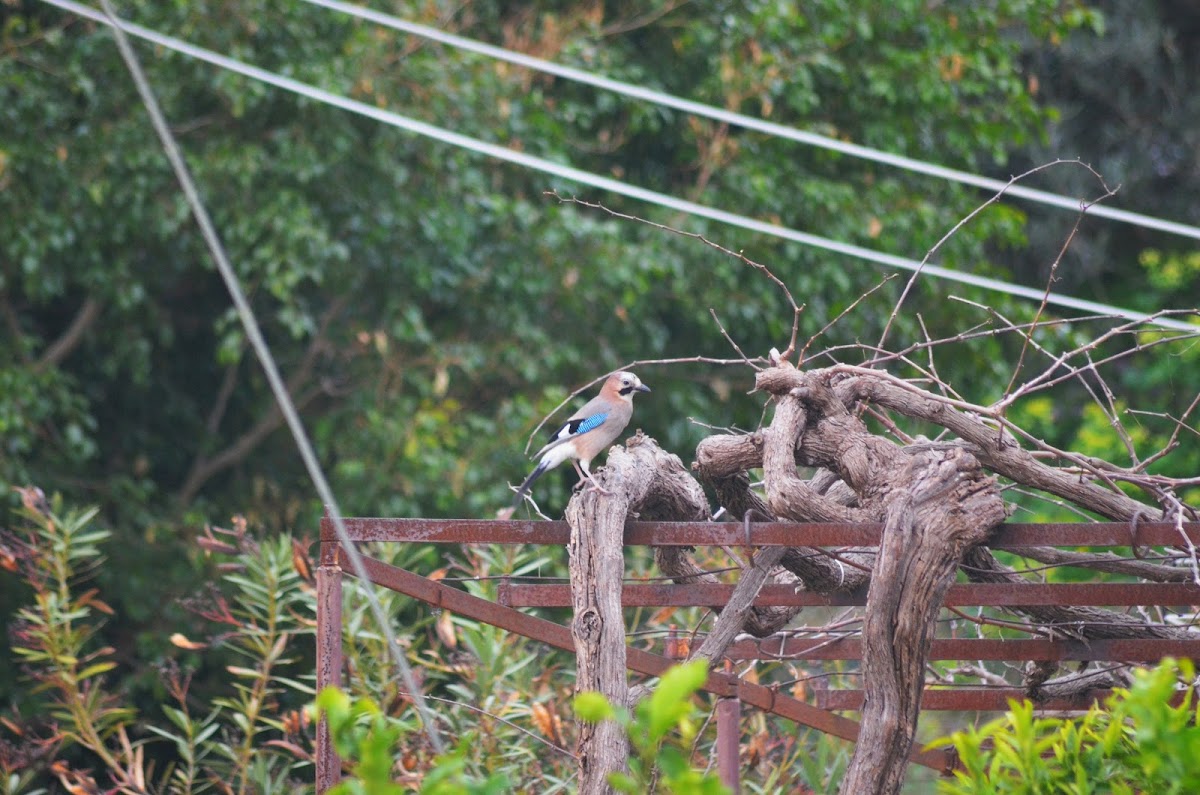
[505,371,651,514]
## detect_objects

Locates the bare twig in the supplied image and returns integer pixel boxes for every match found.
[709,308,760,370]
[1001,182,1118,402]
[545,191,805,360]
[878,159,1114,353]
[35,298,104,371]
[799,273,897,365]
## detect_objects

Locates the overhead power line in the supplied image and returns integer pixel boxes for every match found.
[303,0,1200,244]
[41,0,1198,332]
[93,0,445,752]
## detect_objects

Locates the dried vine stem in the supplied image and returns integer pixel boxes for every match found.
[544,191,805,360]
[554,161,1196,794]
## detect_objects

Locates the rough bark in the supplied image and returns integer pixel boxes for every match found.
[1005,545,1192,582]
[695,427,873,592]
[654,544,799,638]
[1030,665,1131,702]
[567,477,634,795]
[568,361,1192,794]
[566,432,708,794]
[835,370,1150,521]
[839,447,1006,795]
[754,365,1010,795]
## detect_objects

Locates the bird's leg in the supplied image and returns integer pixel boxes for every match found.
[577,460,611,496]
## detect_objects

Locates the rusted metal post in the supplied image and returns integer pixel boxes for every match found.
[316,533,343,794]
[717,660,740,793]
[666,624,679,659]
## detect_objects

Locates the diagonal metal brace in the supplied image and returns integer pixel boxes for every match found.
[334,548,956,774]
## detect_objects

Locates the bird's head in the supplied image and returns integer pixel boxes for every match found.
[605,371,651,401]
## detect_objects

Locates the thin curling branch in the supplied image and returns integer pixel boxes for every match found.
[1000,188,1111,402]
[545,191,805,360]
[877,158,1116,353]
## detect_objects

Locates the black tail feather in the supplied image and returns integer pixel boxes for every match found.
[510,459,550,512]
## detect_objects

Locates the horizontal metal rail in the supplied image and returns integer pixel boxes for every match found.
[315,514,1200,793]
[726,636,1200,662]
[497,581,1200,608]
[813,688,1192,712]
[320,517,1200,548]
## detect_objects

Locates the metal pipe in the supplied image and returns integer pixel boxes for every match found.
[315,544,343,793]
[320,517,1200,548]
[717,660,740,793]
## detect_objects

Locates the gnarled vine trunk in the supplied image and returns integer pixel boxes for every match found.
[566,434,709,794]
[564,356,1195,795]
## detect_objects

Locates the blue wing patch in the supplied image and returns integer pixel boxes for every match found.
[547,412,609,444]
[574,412,608,435]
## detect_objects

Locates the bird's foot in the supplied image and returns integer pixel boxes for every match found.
[583,478,612,496]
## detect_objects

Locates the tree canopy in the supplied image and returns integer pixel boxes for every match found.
[2,0,1129,528]
[1,1,1198,787]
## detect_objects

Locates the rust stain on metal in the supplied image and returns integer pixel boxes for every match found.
[320,517,1200,548]
[728,637,1200,662]
[500,582,1200,608]
[313,515,1200,786]
[717,660,740,793]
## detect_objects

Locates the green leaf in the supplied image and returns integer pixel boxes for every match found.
[606,771,640,793]
[573,691,617,723]
[644,659,708,743]
[76,660,117,681]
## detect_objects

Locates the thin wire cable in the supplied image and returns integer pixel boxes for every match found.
[94,0,445,753]
[44,0,1197,334]
[304,0,1200,243]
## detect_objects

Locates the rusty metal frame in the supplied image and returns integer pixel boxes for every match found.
[315,517,1200,792]
[319,517,1200,548]
[814,688,1193,712]
[498,581,1200,608]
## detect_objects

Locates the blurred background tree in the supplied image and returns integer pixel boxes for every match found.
[2,0,1196,781]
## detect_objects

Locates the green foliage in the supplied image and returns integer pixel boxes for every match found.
[4,2,1197,792]
[1,1,1125,722]
[1,0,1122,721]
[1,494,581,792]
[4,494,132,772]
[0,0,1092,526]
[574,659,729,795]
[1139,248,1200,292]
[313,687,509,795]
[1,496,315,793]
[932,659,1200,794]
[754,725,851,794]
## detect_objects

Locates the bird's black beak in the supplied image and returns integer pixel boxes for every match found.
[637,383,652,393]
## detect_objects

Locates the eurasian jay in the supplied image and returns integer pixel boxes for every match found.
[508,371,651,512]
